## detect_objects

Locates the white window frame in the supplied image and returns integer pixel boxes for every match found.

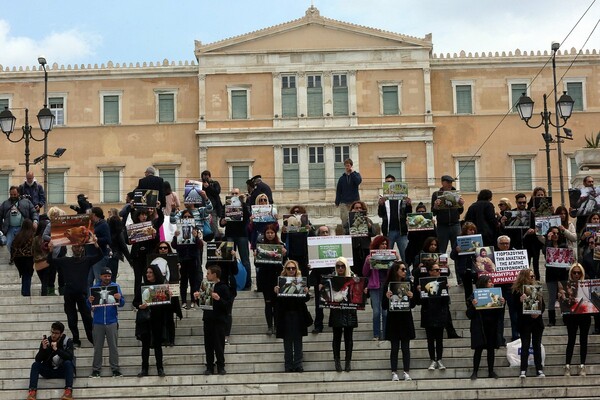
[46,168,68,204]
[227,85,251,120]
[155,163,180,192]
[47,92,67,126]
[507,79,530,113]
[509,155,536,191]
[567,154,579,185]
[0,94,14,111]
[154,89,178,123]
[454,157,479,193]
[378,156,408,182]
[378,81,402,116]
[451,80,474,114]
[0,169,13,198]
[226,159,254,191]
[98,166,123,203]
[99,90,123,125]
[563,78,586,112]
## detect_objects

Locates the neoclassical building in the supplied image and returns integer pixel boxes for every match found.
[0,6,597,217]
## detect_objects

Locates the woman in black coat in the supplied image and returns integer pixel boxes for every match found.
[383,261,416,381]
[467,275,504,379]
[275,260,310,372]
[326,257,358,373]
[464,189,498,247]
[134,264,170,377]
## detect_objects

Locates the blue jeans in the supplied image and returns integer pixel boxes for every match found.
[229,236,251,288]
[29,360,74,389]
[369,286,388,339]
[387,230,408,264]
[6,225,20,251]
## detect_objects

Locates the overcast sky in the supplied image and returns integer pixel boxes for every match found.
[1,0,599,68]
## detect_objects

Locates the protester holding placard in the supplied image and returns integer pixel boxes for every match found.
[363,235,395,341]
[133,264,169,377]
[248,194,279,250]
[450,222,477,300]
[327,257,358,373]
[405,202,430,270]
[554,206,577,254]
[171,209,203,310]
[220,188,252,290]
[415,263,450,371]
[344,201,374,277]
[378,174,412,263]
[464,189,498,247]
[544,226,569,326]
[578,212,600,258]
[559,263,591,377]
[512,268,545,378]
[466,275,505,380]
[281,205,314,277]
[383,261,415,381]
[274,260,310,372]
[151,241,182,346]
[255,224,286,335]
[308,225,334,334]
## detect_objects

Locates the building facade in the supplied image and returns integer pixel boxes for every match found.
[0,6,597,217]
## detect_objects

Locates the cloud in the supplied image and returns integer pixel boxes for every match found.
[0,19,102,68]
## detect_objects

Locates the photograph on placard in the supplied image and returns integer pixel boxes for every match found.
[456,234,483,255]
[522,285,543,315]
[473,287,503,310]
[133,189,158,209]
[141,284,171,306]
[90,286,119,308]
[503,210,531,229]
[474,246,495,274]
[126,221,156,243]
[277,276,307,297]
[388,282,412,311]
[419,276,449,298]
[382,181,408,200]
[319,276,366,310]
[50,215,94,247]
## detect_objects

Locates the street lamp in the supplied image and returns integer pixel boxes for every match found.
[0,58,55,200]
[515,42,574,206]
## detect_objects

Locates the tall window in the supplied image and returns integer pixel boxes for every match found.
[158,93,175,122]
[333,74,349,116]
[47,171,65,204]
[0,173,9,199]
[102,95,120,125]
[232,166,250,190]
[49,97,65,125]
[566,81,584,112]
[514,159,533,191]
[568,157,579,183]
[381,85,399,115]
[455,84,472,114]
[283,147,299,189]
[510,83,528,112]
[307,75,323,117]
[334,145,350,178]
[281,75,297,118]
[384,162,403,181]
[101,170,120,203]
[0,98,8,110]
[158,167,177,191]
[230,89,248,120]
[308,146,325,189]
[457,160,476,192]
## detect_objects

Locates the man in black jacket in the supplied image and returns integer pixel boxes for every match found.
[201,170,223,239]
[137,166,165,208]
[27,321,75,400]
[378,174,412,262]
[431,175,464,254]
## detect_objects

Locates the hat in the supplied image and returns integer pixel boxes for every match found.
[77,193,87,200]
[100,268,112,276]
[441,175,455,182]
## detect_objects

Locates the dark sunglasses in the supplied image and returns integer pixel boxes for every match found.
[158,246,169,250]
[399,268,407,272]
[335,264,346,268]
[286,267,297,271]
[431,268,441,272]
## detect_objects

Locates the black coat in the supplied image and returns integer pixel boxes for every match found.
[415,286,449,329]
[464,200,498,246]
[137,175,166,208]
[275,294,310,339]
[328,308,358,328]
[383,281,416,341]
[466,294,503,349]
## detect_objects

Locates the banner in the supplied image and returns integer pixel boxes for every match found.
[307,235,353,268]
[417,253,449,275]
[282,214,310,233]
[183,182,206,206]
[473,246,495,274]
[197,281,215,310]
[176,219,199,245]
[50,215,93,247]
[251,205,277,223]
[482,249,529,284]
[435,191,461,209]
[534,216,561,236]
[319,276,367,310]
[146,253,180,285]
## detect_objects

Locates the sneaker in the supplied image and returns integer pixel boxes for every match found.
[218,369,227,375]
[372,336,379,341]
[112,370,123,377]
[311,328,322,334]
[564,364,571,377]
[89,370,101,378]
[391,372,399,381]
[181,303,188,310]
[519,371,526,379]
[403,371,412,381]
[536,370,545,378]
[579,364,586,377]
[61,388,73,400]
[428,360,437,371]
[437,360,446,370]
[27,389,37,400]
[225,337,230,345]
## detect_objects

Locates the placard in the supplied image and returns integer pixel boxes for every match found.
[407,213,434,231]
[251,205,277,223]
[473,287,503,310]
[388,282,412,311]
[141,284,171,306]
[255,243,284,264]
[319,276,367,310]
[503,210,531,229]
[133,189,158,209]
[197,281,215,310]
[435,191,461,209]
[473,246,495,273]
[126,221,156,243]
[206,241,236,262]
[418,253,449,275]
[348,210,369,237]
[534,216,561,236]
[456,234,483,255]
[419,276,449,298]
[569,187,600,217]
[558,279,600,315]
[484,249,529,284]
[224,198,244,221]
[533,196,553,217]
[283,214,310,233]
[277,276,308,297]
[595,234,600,261]
[545,247,575,268]
[183,182,206,206]
[90,286,119,308]
[176,219,199,245]
[307,235,354,268]
[522,285,543,315]
[369,249,398,270]
[50,215,93,247]
[585,223,600,236]
[382,181,408,200]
